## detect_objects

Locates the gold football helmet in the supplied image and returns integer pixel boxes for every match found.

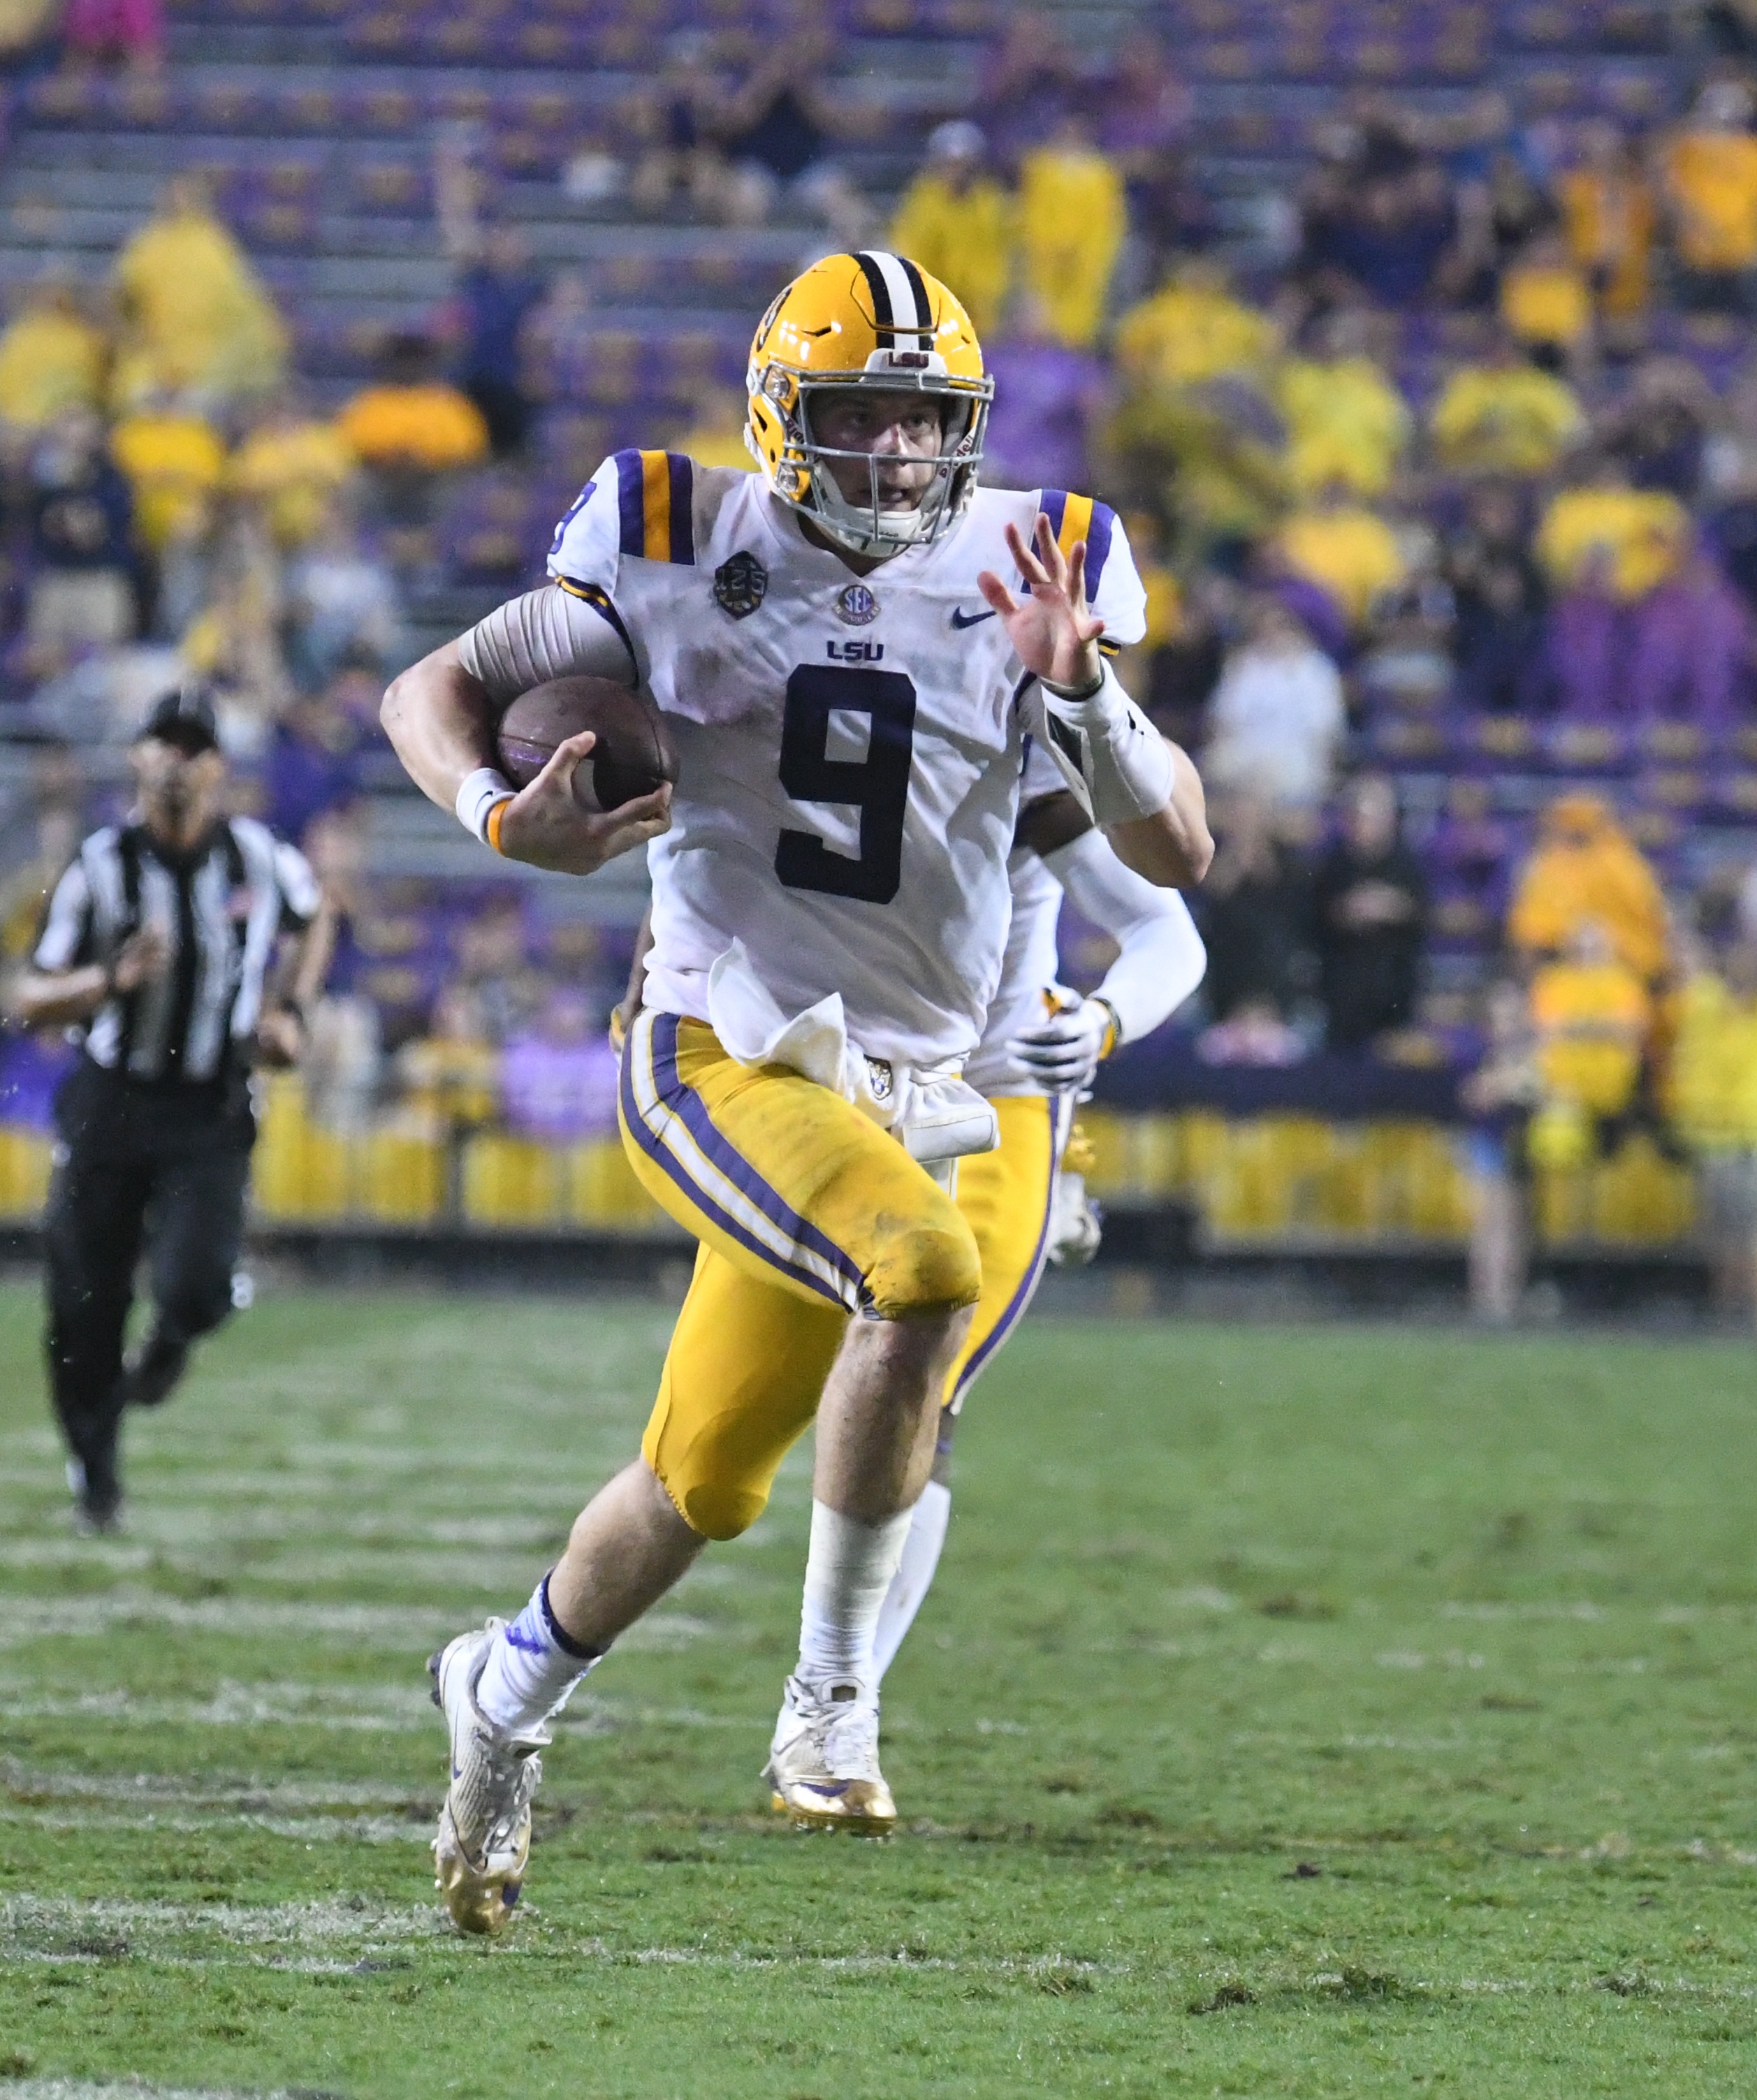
[745,249,993,560]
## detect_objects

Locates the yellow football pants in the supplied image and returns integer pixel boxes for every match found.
[620,1014,1067,1540]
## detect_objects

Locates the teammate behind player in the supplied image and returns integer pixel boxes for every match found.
[381,251,1210,1930]
[861,760,1208,1700]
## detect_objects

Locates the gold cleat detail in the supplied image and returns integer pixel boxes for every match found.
[432,1799,529,1936]
[768,1776,897,1835]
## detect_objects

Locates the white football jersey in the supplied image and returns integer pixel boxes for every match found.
[548,450,1146,1067]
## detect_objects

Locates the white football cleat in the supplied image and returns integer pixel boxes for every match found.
[428,1622,549,1934]
[764,1675,897,1834]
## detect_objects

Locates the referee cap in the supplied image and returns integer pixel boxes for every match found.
[137,685,220,755]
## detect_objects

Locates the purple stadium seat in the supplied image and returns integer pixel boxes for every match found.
[281,84,341,132]
[347,160,430,216]
[347,86,419,136]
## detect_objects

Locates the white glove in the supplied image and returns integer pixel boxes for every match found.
[1047,1170,1102,1267]
[1009,995,1116,1093]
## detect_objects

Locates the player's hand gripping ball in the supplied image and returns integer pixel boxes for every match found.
[496,676,679,813]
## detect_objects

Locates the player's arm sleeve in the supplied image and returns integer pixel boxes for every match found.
[455,455,642,703]
[1043,827,1207,1044]
[455,582,639,704]
[31,856,94,972]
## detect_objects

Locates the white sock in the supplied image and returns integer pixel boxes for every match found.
[475,1574,602,1733]
[796,1499,915,1701]
[870,1480,952,1686]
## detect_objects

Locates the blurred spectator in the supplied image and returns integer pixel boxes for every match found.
[520,268,592,408]
[1274,485,1408,630]
[501,986,620,1144]
[889,122,1013,339]
[1125,148,1216,287]
[1090,28,1190,172]
[1458,977,1543,1325]
[110,392,224,560]
[64,0,163,71]
[453,893,540,1044]
[1499,231,1594,372]
[1536,457,1689,601]
[1138,564,1227,748]
[1663,79,1757,315]
[1276,307,1409,501]
[264,671,371,847]
[1623,535,1756,726]
[1107,366,1287,562]
[673,385,754,473]
[0,751,81,986]
[298,803,386,1125]
[1431,777,1514,933]
[1451,146,1560,308]
[981,292,1107,495]
[112,176,286,407]
[1429,332,1585,477]
[1016,116,1125,351]
[1529,917,1649,1129]
[1558,121,1656,330]
[25,407,136,660]
[1312,773,1427,1051]
[437,152,546,458]
[1600,356,1716,504]
[180,510,289,725]
[979,8,1078,173]
[627,32,729,220]
[717,9,866,240]
[1192,793,1308,1044]
[337,333,489,523]
[1444,481,1548,714]
[1508,794,1668,982]
[283,502,402,689]
[0,280,105,433]
[1114,260,1278,393]
[394,984,497,1141]
[1669,931,1757,1320]
[229,395,356,551]
[1302,126,1459,309]
[1203,599,1345,816]
[452,228,544,458]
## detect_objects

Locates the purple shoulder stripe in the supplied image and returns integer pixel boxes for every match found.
[666,452,694,566]
[613,449,646,560]
[1084,502,1116,601]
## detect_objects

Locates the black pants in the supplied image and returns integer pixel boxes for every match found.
[43,1060,254,1502]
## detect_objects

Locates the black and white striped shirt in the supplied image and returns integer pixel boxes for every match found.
[34,818,321,1084]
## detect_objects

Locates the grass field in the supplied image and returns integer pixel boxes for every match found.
[3,1281,1757,2096]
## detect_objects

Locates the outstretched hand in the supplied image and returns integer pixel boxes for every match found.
[495,730,673,876]
[976,515,1107,692]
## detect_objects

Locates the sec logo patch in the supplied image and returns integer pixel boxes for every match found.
[835,583,880,627]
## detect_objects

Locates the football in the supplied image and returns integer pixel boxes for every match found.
[495,675,678,814]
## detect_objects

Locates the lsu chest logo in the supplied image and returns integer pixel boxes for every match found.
[826,638,884,661]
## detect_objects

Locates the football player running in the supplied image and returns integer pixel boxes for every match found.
[381,250,1211,1932]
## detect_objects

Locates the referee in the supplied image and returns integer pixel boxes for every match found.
[11,688,330,1531]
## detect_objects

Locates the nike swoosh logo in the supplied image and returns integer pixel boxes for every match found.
[950,606,998,629]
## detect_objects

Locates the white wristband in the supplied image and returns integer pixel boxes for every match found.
[455,766,515,845]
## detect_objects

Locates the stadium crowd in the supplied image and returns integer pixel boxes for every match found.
[0,1,1754,1302]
